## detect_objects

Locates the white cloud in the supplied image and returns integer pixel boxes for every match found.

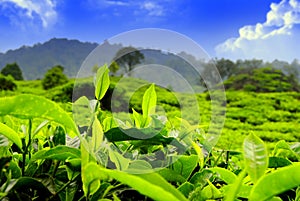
[215,0,300,61]
[91,0,129,7]
[140,1,165,16]
[0,0,57,28]
[89,0,167,17]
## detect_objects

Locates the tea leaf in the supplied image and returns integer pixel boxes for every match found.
[101,168,188,201]
[95,64,110,100]
[142,84,156,119]
[82,162,107,196]
[0,122,22,150]
[108,148,130,171]
[30,145,81,162]
[178,182,194,198]
[209,167,237,184]
[224,170,247,201]
[0,94,79,137]
[249,163,300,201]
[92,117,103,151]
[172,155,199,179]
[243,133,268,183]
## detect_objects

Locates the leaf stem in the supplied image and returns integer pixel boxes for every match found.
[21,119,32,176]
[49,173,79,200]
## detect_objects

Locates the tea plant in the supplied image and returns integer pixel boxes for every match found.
[0,64,299,200]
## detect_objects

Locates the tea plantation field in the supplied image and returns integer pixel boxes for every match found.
[0,67,300,200]
[2,77,300,151]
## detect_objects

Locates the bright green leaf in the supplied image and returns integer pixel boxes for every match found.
[172,155,199,179]
[222,184,252,199]
[249,163,300,201]
[30,145,81,162]
[82,162,107,196]
[189,169,213,187]
[125,160,153,174]
[92,117,103,151]
[243,133,268,183]
[209,167,237,184]
[200,180,222,200]
[191,141,204,169]
[101,168,188,201]
[73,96,93,127]
[102,117,118,132]
[224,170,247,201]
[178,182,194,198]
[0,94,79,137]
[132,108,142,128]
[95,64,110,100]
[108,148,130,171]
[0,122,22,150]
[142,84,156,119]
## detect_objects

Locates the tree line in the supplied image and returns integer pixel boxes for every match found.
[1,46,300,93]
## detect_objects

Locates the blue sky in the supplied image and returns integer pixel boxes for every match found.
[0,0,299,62]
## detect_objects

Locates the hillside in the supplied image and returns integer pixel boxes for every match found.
[0,38,98,79]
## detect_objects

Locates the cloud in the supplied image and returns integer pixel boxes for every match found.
[90,0,129,7]
[215,0,300,62]
[0,0,57,28]
[88,0,168,17]
[140,1,165,16]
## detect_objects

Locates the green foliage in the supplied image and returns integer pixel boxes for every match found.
[0,64,300,201]
[243,133,268,183]
[114,46,144,74]
[101,169,188,201]
[249,163,300,201]
[0,94,79,137]
[216,58,237,79]
[224,67,300,92]
[0,74,17,91]
[1,62,23,80]
[50,81,74,102]
[0,122,22,150]
[95,64,110,100]
[42,65,68,90]
[109,61,120,75]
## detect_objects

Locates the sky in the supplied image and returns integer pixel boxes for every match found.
[0,0,299,62]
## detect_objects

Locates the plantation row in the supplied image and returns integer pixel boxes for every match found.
[1,75,300,150]
[0,65,299,200]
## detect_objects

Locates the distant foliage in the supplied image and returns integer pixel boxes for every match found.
[109,61,120,76]
[42,65,68,90]
[50,82,74,102]
[114,47,144,75]
[1,62,23,80]
[224,67,300,92]
[0,74,17,91]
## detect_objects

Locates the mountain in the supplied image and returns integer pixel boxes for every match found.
[0,38,98,80]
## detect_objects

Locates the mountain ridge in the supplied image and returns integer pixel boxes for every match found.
[0,38,99,80]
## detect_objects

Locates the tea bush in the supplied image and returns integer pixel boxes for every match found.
[0,65,299,201]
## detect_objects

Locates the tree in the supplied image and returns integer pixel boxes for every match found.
[0,74,17,91]
[235,59,264,74]
[215,58,237,79]
[114,47,144,75]
[109,61,120,76]
[42,65,68,90]
[1,62,24,80]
